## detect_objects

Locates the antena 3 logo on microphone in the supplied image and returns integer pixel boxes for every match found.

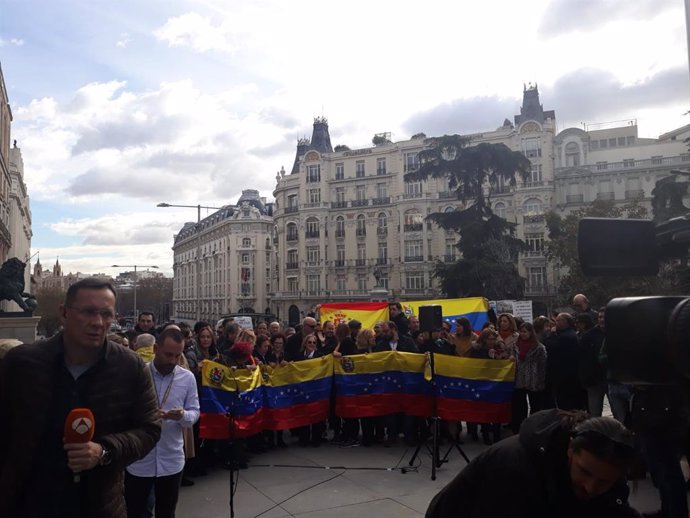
[64,408,95,443]
[72,416,93,435]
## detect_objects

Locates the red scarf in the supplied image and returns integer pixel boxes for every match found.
[516,337,535,361]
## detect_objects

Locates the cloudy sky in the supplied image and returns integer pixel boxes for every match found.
[1,0,688,277]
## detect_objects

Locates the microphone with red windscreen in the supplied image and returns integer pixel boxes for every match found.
[64,408,95,482]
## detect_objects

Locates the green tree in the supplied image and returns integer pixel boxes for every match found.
[34,286,66,336]
[545,197,659,307]
[405,136,531,299]
[115,276,173,322]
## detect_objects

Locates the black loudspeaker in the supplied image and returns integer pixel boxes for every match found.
[419,305,443,333]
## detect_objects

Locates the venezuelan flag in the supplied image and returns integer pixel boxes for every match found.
[199,361,265,439]
[262,355,333,430]
[433,355,515,423]
[334,351,434,418]
[404,297,489,332]
[319,302,389,329]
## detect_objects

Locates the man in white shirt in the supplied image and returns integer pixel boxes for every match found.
[125,328,200,518]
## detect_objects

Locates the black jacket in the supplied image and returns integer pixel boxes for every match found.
[426,410,640,518]
[373,335,418,353]
[578,326,606,387]
[545,327,580,388]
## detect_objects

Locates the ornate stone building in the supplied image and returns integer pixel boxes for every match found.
[0,64,14,265]
[8,142,31,288]
[170,190,274,325]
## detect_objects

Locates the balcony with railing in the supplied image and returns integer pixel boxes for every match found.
[566,194,584,203]
[286,232,299,242]
[442,255,457,263]
[352,199,369,207]
[625,189,645,199]
[305,230,320,238]
[377,226,388,236]
[375,257,390,265]
[331,201,348,209]
[404,223,423,232]
[523,214,545,224]
[521,250,545,258]
[335,229,345,238]
[334,259,345,268]
[402,192,424,200]
[520,181,553,190]
[404,255,424,262]
[285,206,299,214]
[286,262,299,270]
[438,191,456,199]
[356,228,366,237]
[596,192,615,201]
[372,197,391,205]
[355,258,367,267]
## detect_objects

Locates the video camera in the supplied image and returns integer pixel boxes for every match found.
[578,215,690,384]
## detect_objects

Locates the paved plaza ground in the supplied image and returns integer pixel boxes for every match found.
[176,434,669,518]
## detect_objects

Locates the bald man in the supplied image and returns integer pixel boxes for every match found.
[572,294,599,323]
[285,316,319,361]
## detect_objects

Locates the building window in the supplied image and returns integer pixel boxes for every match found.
[626,136,635,145]
[565,142,580,167]
[529,164,543,184]
[356,243,366,266]
[405,181,422,197]
[522,137,541,158]
[336,244,345,266]
[608,138,616,147]
[335,216,345,238]
[242,253,249,264]
[336,275,346,291]
[308,188,321,204]
[306,217,319,238]
[356,160,365,177]
[404,209,423,231]
[617,137,626,146]
[445,239,457,261]
[335,163,344,180]
[589,140,599,151]
[307,274,320,294]
[287,194,298,210]
[286,223,298,241]
[523,198,542,215]
[376,183,388,199]
[307,246,320,264]
[242,238,251,247]
[405,272,425,290]
[335,187,346,204]
[596,161,608,171]
[528,267,545,288]
[287,249,298,268]
[681,153,690,162]
[599,139,608,149]
[525,233,544,255]
[356,185,366,201]
[404,152,419,172]
[377,243,388,264]
[378,212,387,228]
[287,277,298,293]
[376,158,387,175]
[357,274,367,291]
[494,202,506,219]
[356,214,366,236]
[651,155,663,165]
[307,164,321,183]
[404,240,423,260]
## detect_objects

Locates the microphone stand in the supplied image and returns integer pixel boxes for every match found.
[226,366,240,518]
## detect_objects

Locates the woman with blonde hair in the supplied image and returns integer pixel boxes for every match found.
[356,328,376,353]
[497,313,518,356]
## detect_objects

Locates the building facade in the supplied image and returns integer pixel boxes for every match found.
[8,143,32,289]
[170,190,274,325]
[0,64,14,265]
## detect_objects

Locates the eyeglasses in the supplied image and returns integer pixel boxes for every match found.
[306,340,317,344]
[68,305,116,320]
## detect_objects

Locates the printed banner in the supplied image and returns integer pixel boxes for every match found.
[433,354,515,423]
[319,302,389,329]
[404,297,489,332]
[334,351,434,418]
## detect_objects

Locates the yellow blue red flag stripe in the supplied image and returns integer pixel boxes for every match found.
[404,297,489,332]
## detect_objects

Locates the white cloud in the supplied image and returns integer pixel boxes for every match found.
[116,32,131,48]
[0,37,24,47]
[153,12,241,54]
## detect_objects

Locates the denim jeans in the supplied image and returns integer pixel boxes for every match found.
[638,431,688,518]
[607,382,632,424]
[585,382,608,417]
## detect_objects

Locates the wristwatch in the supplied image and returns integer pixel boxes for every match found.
[99,444,112,466]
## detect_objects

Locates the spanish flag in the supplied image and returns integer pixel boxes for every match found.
[319,302,389,329]
[334,351,434,418]
[433,355,515,423]
[262,355,333,430]
[404,297,489,332]
[199,361,265,439]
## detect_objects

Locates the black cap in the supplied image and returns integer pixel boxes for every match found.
[572,416,634,449]
[348,319,362,329]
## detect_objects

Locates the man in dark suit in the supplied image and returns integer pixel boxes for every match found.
[374,321,418,353]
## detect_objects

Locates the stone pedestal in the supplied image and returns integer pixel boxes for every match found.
[0,315,41,344]
[369,287,390,302]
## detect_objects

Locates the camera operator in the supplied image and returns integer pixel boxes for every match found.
[426,410,639,518]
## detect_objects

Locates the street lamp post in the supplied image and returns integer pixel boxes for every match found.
[111,264,159,319]
[157,202,223,322]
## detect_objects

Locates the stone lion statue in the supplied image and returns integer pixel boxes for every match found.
[0,258,36,313]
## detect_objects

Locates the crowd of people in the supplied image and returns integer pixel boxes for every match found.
[0,279,683,518]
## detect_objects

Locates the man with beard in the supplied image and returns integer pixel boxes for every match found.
[125,328,199,518]
[426,410,640,518]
